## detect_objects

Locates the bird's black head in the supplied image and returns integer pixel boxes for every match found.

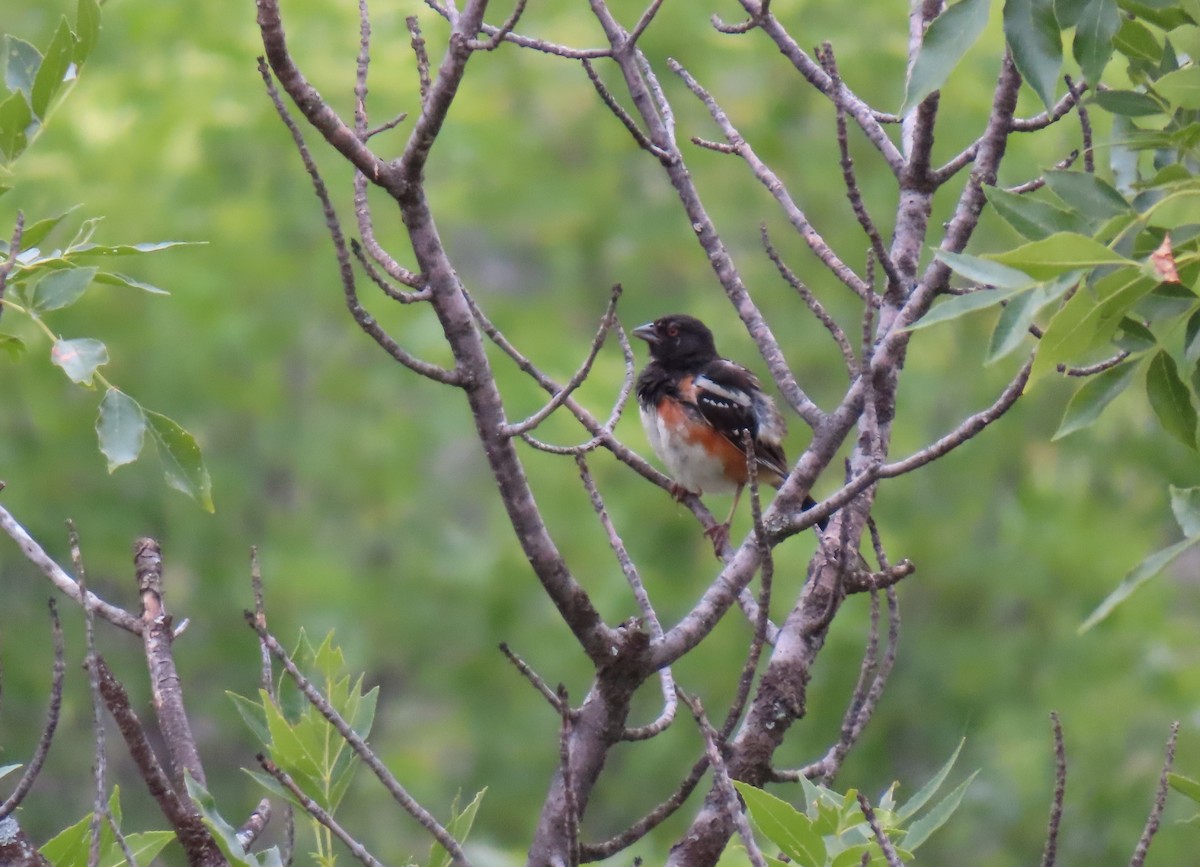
[633,314,719,368]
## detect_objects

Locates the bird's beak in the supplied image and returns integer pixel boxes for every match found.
[632,322,659,344]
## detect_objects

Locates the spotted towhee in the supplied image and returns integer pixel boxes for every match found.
[634,314,789,549]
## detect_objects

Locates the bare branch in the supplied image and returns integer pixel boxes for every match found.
[257,59,462,385]
[1128,722,1180,867]
[628,0,668,46]
[670,58,872,301]
[94,657,223,867]
[736,2,903,171]
[0,601,64,820]
[255,0,398,191]
[574,455,675,741]
[579,755,709,860]
[0,504,142,634]
[135,538,206,792]
[857,792,904,867]
[557,685,580,867]
[678,691,768,867]
[1011,85,1085,132]
[350,238,428,302]
[762,226,857,375]
[499,642,565,713]
[71,525,106,867]
[1061,350,1130,377]
[818,44,902,293]
[237,799,272,854]
[1040,712,1066,867]
[407,16,432,103]
[466,0,528,51]
[248,614,471,865]
[1003,150,1080,194]
[502,286,621,438]
[258,756,384,867]
[581,59,665,157]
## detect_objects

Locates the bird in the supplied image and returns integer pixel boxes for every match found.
[633,313,789,550]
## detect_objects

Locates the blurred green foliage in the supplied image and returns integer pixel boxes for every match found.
[1,1,1198,865]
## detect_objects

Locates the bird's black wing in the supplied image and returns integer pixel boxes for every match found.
[693,359,788,479]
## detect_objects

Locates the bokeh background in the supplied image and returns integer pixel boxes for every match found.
[2,0,1198,864]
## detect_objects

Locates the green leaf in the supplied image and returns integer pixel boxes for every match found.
[187,774,284,867]
[96,387,146,471]
[1003,0,1063,111]
[985,185,1092,239]
[0,763,20,780]
[31,18,76,118]
[987,232,1133,279]
[1052,360,1138,438]
[908,286,1030,332]
[1144,189,1200,228]
[1080,536,1200,631]
[50,336,107,385]
[902,0,992,113]
[1169,485,1200,537]
[92,270,171,295]
[1092,89,1165,116]
[3,35,42,101]
[1043,171,1131,219]
[14,207,79,251]
[1113,16,1163,62]
[229,690,273,746]
[902,771,979,850]
[68,239,201,257]
[1114,317,1155,353]
[36,788,170,867]
[0,88,34,162]
[426,789,487,867]
[1146,350,1197,448]
[735,782,827,867]
[29,265,96,312]
[145,409,214,511]
[987,280,1071,363]
[0,333,27,359]
[1169,772,1200,804]
[1072,0,1119,85]
[74,0,101,66]
[1187,309,1200,364]
[936,249,1037,289]
[897,738,965,821]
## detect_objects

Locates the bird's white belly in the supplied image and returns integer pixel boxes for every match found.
[640,404,737,495]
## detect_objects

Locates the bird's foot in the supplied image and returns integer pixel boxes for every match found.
[669,482,692,503]
[704,522,731,556]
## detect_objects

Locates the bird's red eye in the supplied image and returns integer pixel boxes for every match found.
[667,325,678,337]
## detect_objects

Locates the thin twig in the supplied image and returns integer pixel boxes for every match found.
[762,226,857,375]
[670,58,872,301]
[248,615,470,866]
[406,16,431,102]
[498,642,565,713]
[237,799,272,854]
[1128,722,1180,867]
[678,690,768,867]
[503,286,622,438]
[105,811,138,867]
[1003,150,1080,194]
[257,757,384,867]
[71,524,105,867]
[819,43,902,293]
[1060,350,1129,377]
[575,455,676,741]
[857,793,903,867]
[466,0,528,51]
[257,58,460,385]
[0,601,64,820]
[1065,76,1093,173]
[0,213,25,326]
[581,59,666,158]
[578,755,709,859]
[1040,712,1066,867]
